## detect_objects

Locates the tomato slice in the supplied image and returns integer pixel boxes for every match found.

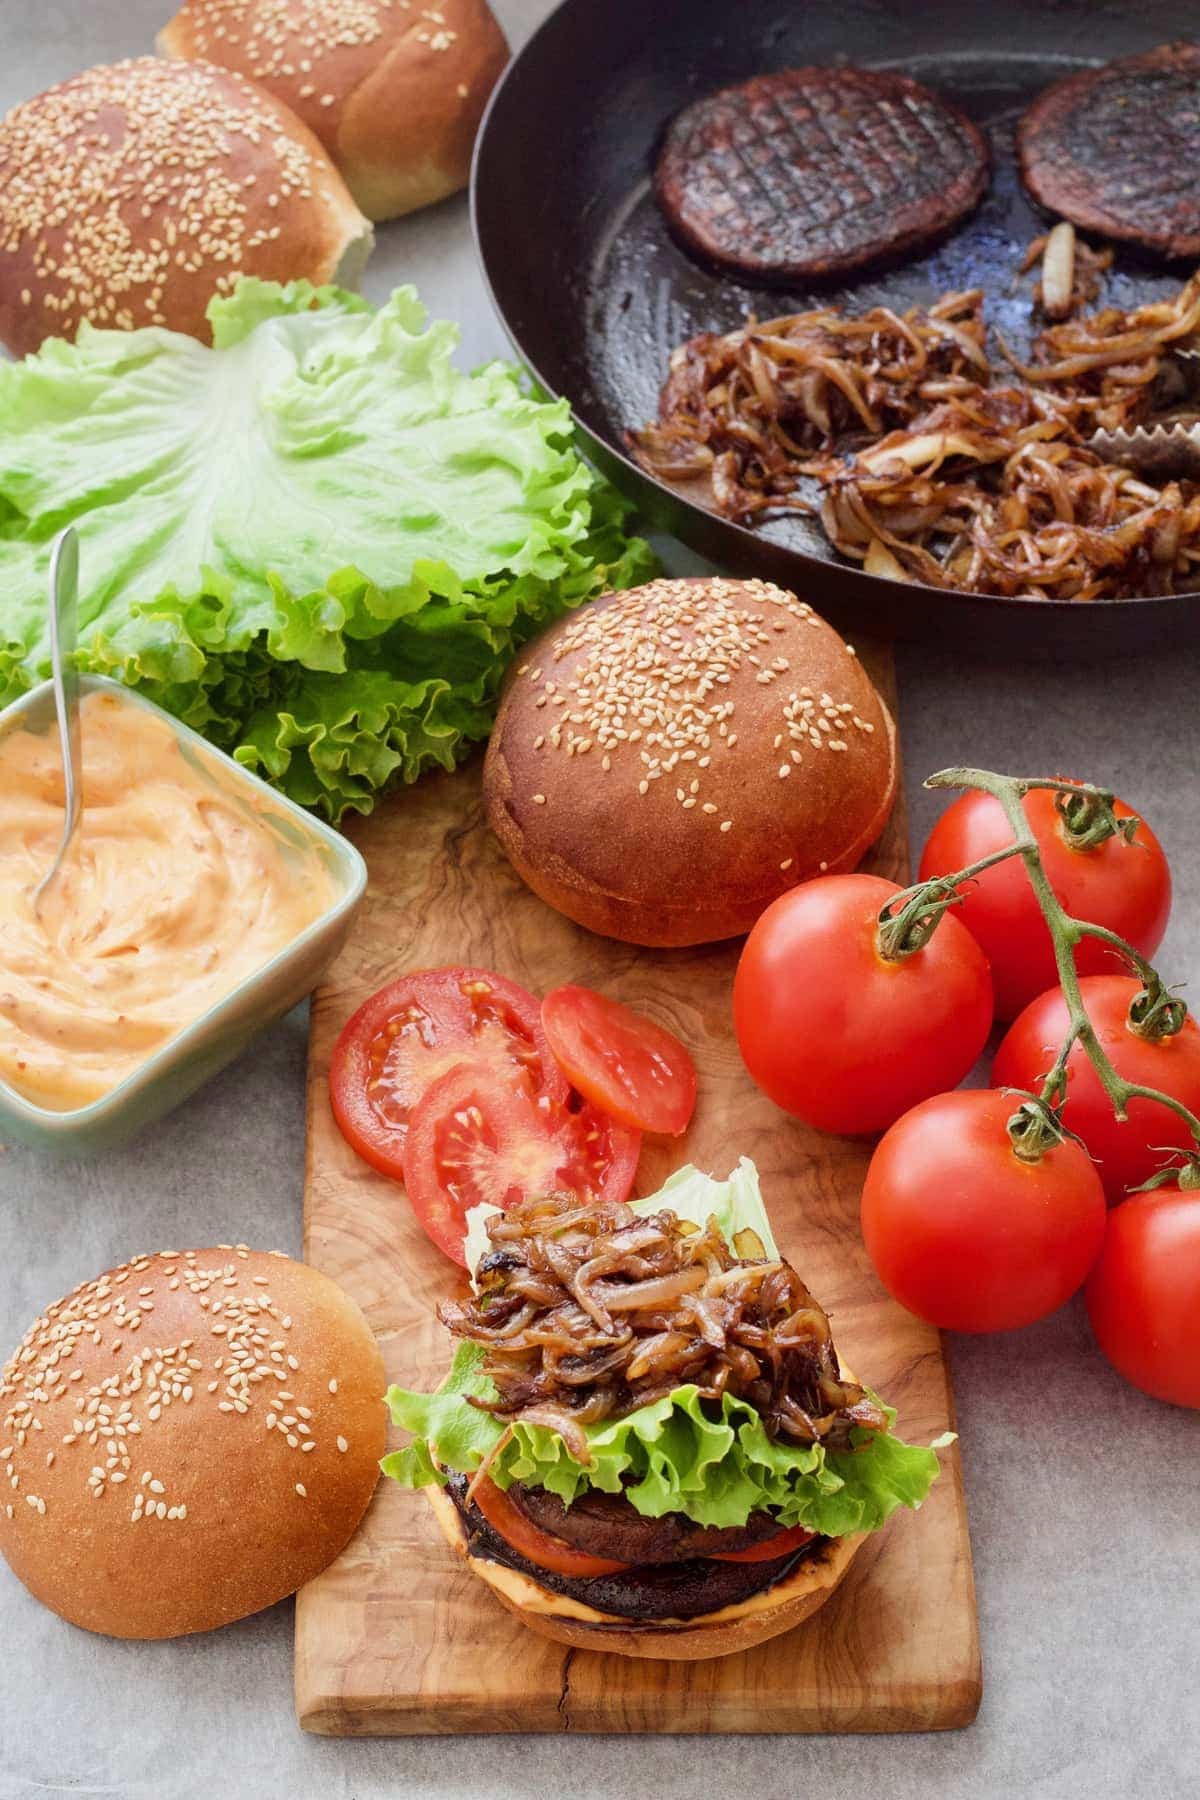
[709,1523,816,1563]
[473,1477,813,1574]
[471,1477,631,1577]
[329,967,567,1181]
[403,1064,641,1265]
[540,985,697,1137]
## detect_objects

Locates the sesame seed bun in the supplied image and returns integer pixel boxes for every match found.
[0,1248,385,1639]
[483,577,898,948]
[158,0,509,221]
[425,1482,865,1662]
[0,57,373,358]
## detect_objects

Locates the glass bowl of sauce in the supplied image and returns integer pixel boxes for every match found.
[0,677,366,1151]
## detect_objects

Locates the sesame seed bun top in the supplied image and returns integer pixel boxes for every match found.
[158,0,509,222]
[0,56,373,358]
[0,1247,385,1639]
[483,577,897,947]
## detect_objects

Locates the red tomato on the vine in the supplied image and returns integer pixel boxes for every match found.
[860,1088,1107,1332]
[993,977,1200,1202]
[918,788,1171,1020]
[733,873,993,1135]
[1086,1186,1200,1407]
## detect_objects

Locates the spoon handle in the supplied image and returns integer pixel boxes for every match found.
[33,528,82,909]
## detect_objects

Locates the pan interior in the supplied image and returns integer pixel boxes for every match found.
[478,0,1193,574]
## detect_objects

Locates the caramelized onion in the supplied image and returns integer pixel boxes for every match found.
[442,1192,887,1458]
[630,262,1200,601]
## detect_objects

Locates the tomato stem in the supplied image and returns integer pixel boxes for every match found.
[1129,1153,1200,1194]
[1006,1093,1076,1162]
[875,845,1024,960]
[1051,785,1140,852]
[1068,919,1160,990]
[1127,978,1189,1042]
[922,766,1200,1178]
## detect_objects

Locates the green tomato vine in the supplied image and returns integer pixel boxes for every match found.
[876,768,1200,1193]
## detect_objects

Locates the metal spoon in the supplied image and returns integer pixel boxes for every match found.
[32,527,82,916]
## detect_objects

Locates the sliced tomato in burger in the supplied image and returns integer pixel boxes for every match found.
[471,1477,630,1577]
[708,1522,816,1562]
[403,1064,641,1266]
[329,967,567,1181]
[541,984,697,1137]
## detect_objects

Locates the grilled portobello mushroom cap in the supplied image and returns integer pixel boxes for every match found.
[654,65,990,285]
[1018,43,1200,259]
[448,1473,818,1620]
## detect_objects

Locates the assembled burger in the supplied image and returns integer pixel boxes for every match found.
[384,1164,946,1660]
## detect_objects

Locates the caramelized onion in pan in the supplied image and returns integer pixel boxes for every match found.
[629,266,1200,600]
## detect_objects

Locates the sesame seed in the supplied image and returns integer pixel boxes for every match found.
[336,1436,348,1453]
[295,1483,307,1498]
[0,59,329,341]
[0,1249,321,1524]
[504,578,872,830]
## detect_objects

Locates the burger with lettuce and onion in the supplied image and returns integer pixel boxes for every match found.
[384,1162,948,1660]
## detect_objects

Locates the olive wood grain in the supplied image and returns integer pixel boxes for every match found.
[294,644,981,1736]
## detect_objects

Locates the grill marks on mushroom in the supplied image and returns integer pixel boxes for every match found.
[442,1194,886,1456]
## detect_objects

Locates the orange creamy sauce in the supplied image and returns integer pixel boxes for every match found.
[0,690,336,1111]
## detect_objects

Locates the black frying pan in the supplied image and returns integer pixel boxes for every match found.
[472,0,1200,656]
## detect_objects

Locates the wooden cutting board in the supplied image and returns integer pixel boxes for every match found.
[294,647,980,1736]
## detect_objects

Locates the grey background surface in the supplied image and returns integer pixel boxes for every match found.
[1,1,1198,1795]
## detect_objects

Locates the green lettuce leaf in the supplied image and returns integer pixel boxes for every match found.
[0,279,655,819]
[384,1339,944,1534]
[639,1157,780,1258]
[386,1162,946,1534]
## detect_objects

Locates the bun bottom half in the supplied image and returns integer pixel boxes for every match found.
[425,1484,864,1661]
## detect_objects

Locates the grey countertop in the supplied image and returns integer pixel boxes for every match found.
[2,2,1199,1795]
